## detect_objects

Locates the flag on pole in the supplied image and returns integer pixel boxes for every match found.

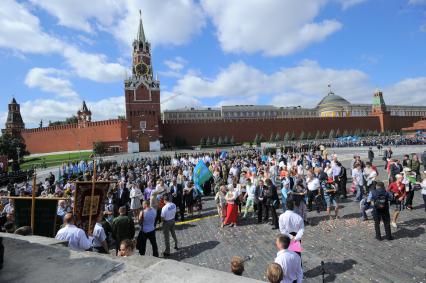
[219,151,228,160]
[193,160,213,194]
[58,167,62,184]
[407,175,417,184]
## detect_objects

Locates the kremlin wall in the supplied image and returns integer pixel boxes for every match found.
[20,119,127,154]
[160,115,421,147]
[2,14,425,154]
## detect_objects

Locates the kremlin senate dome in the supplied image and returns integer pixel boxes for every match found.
[317,91,351,117]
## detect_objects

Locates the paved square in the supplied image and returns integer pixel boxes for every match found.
[137,149,426,283]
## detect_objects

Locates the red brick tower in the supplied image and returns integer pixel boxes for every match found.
[372,89,390,132]
[124,11,161,152]
[2,97,25,137]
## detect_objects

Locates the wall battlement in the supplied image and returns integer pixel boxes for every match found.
[22,119,125,133]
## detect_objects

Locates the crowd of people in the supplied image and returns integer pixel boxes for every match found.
[1,142,426,282]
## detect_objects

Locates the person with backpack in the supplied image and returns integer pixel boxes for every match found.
[368,181,393,241]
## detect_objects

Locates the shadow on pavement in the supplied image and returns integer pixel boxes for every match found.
[393,227,425,239]
[170,240,220,260]
[399,217,426,227]
[304,259,357,282]
[175,223,197,231]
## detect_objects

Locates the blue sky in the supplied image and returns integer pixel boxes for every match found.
[0,0,425,128]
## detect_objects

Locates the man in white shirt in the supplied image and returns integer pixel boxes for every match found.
[161,194,178,256]
[306,172,320,213]
[279,200,304,242]
[55,213,91,251]
[352,163,364,201]
[91,214,109,254]
[274,235,303,283]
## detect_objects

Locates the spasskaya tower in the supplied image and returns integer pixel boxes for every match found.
[125,11,161,152]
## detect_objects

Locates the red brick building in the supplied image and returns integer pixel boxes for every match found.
[1,14,424,154]
[124,14,161,152]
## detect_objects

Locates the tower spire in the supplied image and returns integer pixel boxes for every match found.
[137,9,146,43]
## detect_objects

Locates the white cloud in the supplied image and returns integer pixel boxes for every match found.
[161,91,202,110]
[159,57,188,78]
[175,62,269,99]
[384,77,426,105]
[20,96,125,127]
[337,0,368,10]
[29,0,123,33]
[408,0,426,5]
[0,0,126,83]
[173,60,370,107]
[171,59,426,109]
[0,0,63,54]
[420,23,426,32]
[164,57,187,72]
[30,0,206,47]
[63,47,127,83]
[25,68,79,99]
[201,0,342,56]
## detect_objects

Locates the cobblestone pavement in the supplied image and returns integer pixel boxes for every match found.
[136,148,426,283]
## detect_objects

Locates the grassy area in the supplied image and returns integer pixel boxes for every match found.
[20,151,93,171]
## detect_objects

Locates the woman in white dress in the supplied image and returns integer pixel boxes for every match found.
[130,183,143,222]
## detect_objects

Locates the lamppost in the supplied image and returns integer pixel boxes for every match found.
[17,146,21,164]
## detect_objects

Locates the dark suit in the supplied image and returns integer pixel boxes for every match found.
[368,150,374,164]
[255,185,267,223]
[170,183,184,221]
[267,184,279,229]
[113,187,130,216]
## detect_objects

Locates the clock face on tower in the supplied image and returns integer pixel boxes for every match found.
[134,62,149,76]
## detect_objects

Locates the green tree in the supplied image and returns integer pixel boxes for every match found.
[230,136,235,144]
[335,129,341,138]
[329,129,335,139]
[49,115,79,126]
[321,130,327,139]
[306,132,313,140]
[211,136,217,145]
[354,129,360,136]
[93,141,107,155]
[274,133,281,142]
[290,132,296,141]
[342,130,349,137]
[200,137,206,146]
[269,133,275,142]
[217,136,223,146]
[223,136,229,144]
[206,136,211,146]
[253,134,259,145]
[314,130,321,140]
[0,134,29,162]
[283,132,289,141]
[259,134,265,143]
[299,131,305,140]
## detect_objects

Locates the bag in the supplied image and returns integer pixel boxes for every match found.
[413,183,422,191]
[374,193,387,210]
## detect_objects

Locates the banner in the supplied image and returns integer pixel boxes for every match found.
[14,198,59,237]
[193,160,213,194]
[74,182,109,234]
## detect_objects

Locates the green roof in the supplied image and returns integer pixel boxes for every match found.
[317,92,350,108]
